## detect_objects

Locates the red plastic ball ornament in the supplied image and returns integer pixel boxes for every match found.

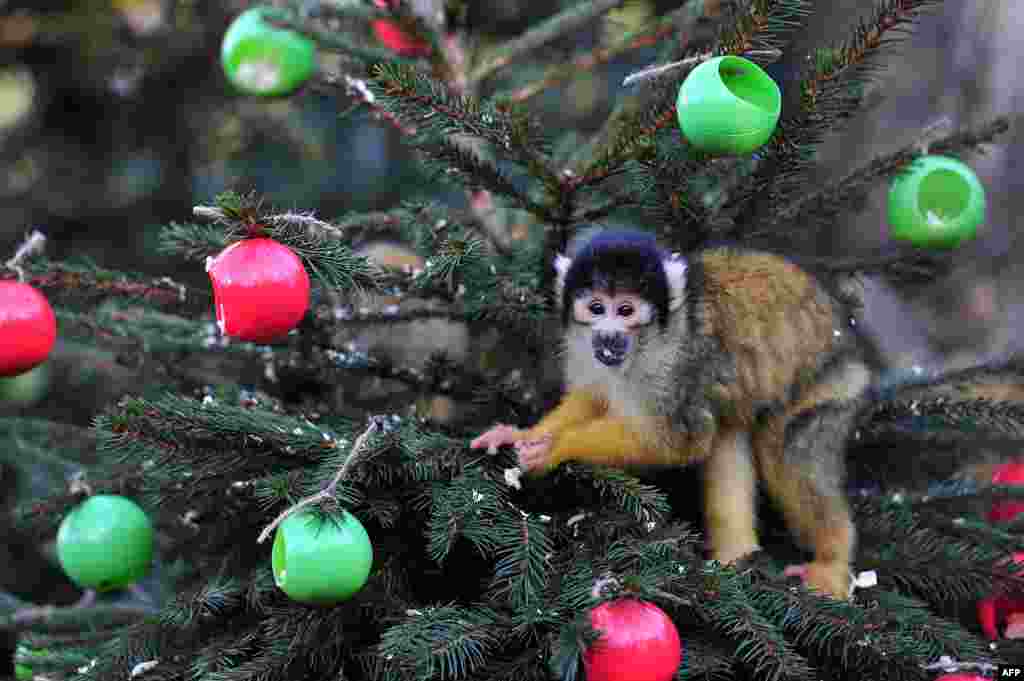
[372,0,431,57]
[988,462,1024,523]
[934,675,989,681]
[583,599,682,681]
[977,551,1024,639]
[0,281,56,377]
[206,238,310,343]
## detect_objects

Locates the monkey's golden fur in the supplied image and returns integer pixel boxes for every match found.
[474,247,872,600]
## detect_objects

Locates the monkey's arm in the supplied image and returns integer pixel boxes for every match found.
[471,388,606,452]
[522,388,607,441]
[520,415,682,473]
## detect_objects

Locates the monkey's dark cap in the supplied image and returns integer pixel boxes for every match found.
[562,229,672,327]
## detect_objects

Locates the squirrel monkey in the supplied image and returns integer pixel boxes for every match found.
[471,229,873,600]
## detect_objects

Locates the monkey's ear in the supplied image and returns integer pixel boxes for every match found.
[553,253,572,308]
[664,256,687,311]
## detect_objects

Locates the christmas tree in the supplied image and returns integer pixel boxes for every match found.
[2,1,1023,680]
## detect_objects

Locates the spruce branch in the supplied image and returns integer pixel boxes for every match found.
[572,0,806,192]
[0,258,206,317]
[469,0,628,85]
[685,567,815,681]
[368,62,554,174]
[498,12,679,106]
[729,0,945,230]
[487,513,555,609]
[763,114,1009,236]
[566,464,672,526]
[424,469,510,564]
[375,605,504,680]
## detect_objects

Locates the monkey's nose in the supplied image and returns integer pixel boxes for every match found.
[593,333,628,366]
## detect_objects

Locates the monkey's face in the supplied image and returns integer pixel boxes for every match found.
[571,289,655,370]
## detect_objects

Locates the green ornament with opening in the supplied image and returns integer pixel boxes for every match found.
[272,510,373,604]
[676,55,781,155]
[887,155,985,249]
[56,495,154,591]
[221,6,317,97]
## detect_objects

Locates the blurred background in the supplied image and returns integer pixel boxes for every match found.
[0,0,1020,377]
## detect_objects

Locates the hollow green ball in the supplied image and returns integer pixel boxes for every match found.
[887,154,985,249]
[220,6,317,97]
[676,55,781,155]
[272,510,373,604]
[56,495,154,591]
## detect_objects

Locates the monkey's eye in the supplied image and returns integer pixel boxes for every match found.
[587,301,605,316]
[617,303,635,318]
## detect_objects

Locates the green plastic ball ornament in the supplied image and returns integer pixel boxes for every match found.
[56,495,154,591]
[887,155,985,249]
[676,55,781,155]
[221,7,317,97]
[272,510,373,604]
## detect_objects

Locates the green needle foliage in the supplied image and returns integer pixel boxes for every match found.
[3,0,1021,680]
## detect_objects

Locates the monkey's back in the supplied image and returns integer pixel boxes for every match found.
[686,248,864,428]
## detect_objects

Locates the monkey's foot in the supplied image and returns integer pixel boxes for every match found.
[470,424,524,453]
[783,562,851,600]
[515,435,553,472]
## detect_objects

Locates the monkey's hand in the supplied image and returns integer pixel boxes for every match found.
[470,424,526,453]
[783,562,851,600]
[514,435,555,472]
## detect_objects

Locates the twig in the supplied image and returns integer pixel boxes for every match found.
[920,655,997,674]
[256,418,382,544]
[5,229,46,282]
[915,115,954,155]
[621,48,782,88]
[11,590,94,626]
[193,205,345,238]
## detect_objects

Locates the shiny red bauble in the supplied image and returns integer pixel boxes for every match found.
[977,550,1024,639]
[372,0,431,57]
[989,462,1024,523]
[0,281,56,377]
[206,238,310,343]
[583,599,682,681]
[934,675,990,681]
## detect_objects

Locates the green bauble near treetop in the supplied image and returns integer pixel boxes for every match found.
[887,154,986,249]
[221,6,317,97]
[272,509,373,604]
[676,55,781,156]
[56,494,154,592]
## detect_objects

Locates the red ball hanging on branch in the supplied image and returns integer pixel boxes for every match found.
[0,280,56,377]
[988,462,1024,523]
[977,551,1024,640]
[206,237,310,343]
[372,0,431,57]
[583,598,682,681]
